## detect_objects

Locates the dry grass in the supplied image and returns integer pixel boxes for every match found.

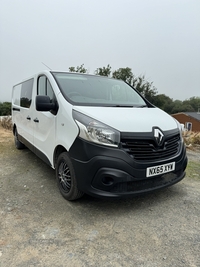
[0,116,12,131]
[183,131,200,149]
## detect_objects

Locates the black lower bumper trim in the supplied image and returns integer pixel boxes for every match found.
[111,171,185,193]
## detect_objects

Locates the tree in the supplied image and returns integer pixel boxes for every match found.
[153,94,174,113]
[134,76,157,103]
[182,97,200,112]
[69,64,87,73]
[170,100,183,114]
[112,67,133,84]
[181,104,195,112]
[0,102,11,116]
[95,64,111,77]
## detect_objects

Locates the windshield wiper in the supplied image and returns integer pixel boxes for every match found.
[113,105,134,107]
[111,104,147,108]
[138,105,147,108]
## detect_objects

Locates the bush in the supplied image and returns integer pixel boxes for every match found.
[183,131,200,147]
[0,102,11,116]
[0,116,12,130]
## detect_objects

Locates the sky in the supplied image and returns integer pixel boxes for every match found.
[0,0,200,102]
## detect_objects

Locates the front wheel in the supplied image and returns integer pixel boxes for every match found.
[56,152,84,201]
[14,129,25,149]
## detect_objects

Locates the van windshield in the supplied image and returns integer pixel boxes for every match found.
[51,72,147,107]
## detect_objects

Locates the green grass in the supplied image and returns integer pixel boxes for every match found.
[186,161,200,180]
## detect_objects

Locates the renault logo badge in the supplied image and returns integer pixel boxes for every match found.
[154,128,164,146]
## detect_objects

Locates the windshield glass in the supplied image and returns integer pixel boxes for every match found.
[52,72,147,107]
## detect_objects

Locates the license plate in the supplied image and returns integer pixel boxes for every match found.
[146,162,175,177]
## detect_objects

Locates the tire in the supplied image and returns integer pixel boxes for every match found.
[14,129,25,149]
[56,152,84,201]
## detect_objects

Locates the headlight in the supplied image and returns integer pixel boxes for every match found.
[73,110,120,147]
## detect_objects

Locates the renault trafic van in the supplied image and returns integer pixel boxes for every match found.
[12,71,187,200]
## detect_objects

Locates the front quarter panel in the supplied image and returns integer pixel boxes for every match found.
[55,94,79,152]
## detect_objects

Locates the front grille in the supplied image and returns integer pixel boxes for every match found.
[121,134,180,162]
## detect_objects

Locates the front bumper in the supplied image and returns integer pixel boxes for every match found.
[69,138,188,198]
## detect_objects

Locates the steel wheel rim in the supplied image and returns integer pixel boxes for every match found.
[58,161,71,193]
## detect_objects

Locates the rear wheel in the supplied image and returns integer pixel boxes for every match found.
[56,152,84,201]
[14,129,25,149]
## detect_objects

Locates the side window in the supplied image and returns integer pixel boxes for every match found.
[13,84,22,106]
[38,76,55,101]
[38,76,46,95]
[20,79,33,108]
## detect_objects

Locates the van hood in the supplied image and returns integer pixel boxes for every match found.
[73,106,178,133]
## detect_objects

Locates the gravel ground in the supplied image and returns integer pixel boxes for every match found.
[0,126,200,267]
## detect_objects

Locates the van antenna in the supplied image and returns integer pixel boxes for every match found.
[41,62,52,70]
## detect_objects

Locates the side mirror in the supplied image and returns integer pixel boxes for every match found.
[36,95,56,111]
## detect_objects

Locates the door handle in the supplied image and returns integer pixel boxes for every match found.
[26,116,31,120]
[33,118,39,123]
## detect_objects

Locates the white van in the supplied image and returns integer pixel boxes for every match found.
[12,71,187,200]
